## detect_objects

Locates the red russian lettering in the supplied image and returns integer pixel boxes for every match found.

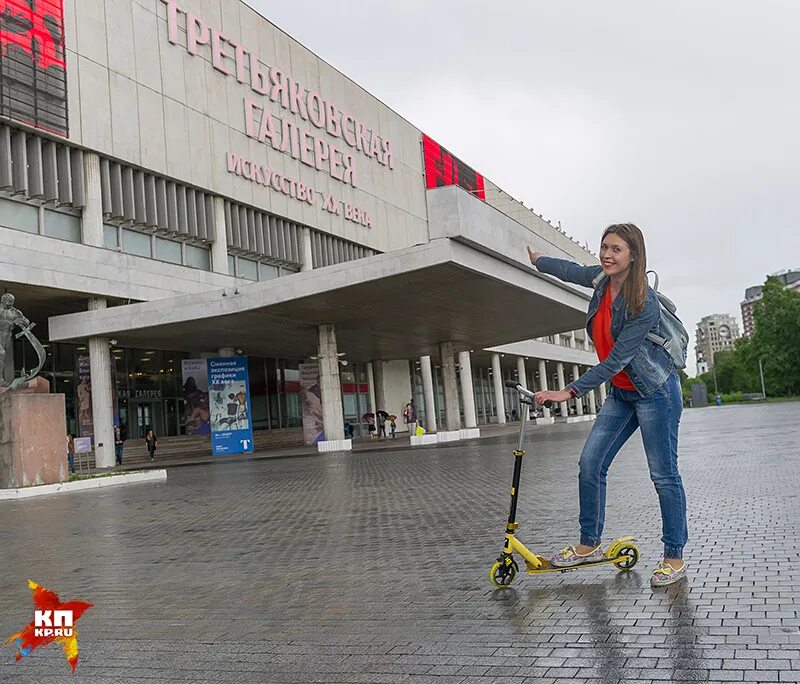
[232,41,249,83]
[355,122,371,154]
[382,139,394,170]
[307,91,325,129]
[370,133,382,162]
[161,0,181,45]
[314,138,330,172]
[186,14,210,56]
[244,98,259,138]
[250,55,270,95]
[269,67,290,108]
[258,111,281,149]
[226,153,243,175]
[330,146,344,181]
[211,30,234,76]
[299,130,315,167]
[279,120,300,159]
[288,78,309,120]
[342,113,357,147]
[325,102,342,138]
[341,153,356,187]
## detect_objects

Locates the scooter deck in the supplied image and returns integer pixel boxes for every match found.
[524,554,635,574]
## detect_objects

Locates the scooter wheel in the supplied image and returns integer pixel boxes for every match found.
[489,558,518,588]
[612,544,639,570]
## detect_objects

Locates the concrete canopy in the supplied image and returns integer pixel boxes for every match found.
[48,239,591,362]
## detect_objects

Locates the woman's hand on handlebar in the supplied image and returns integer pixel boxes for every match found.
[527,246,545,266]
[535,389,572,405]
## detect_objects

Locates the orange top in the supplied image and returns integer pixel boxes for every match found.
[592,286,637,391]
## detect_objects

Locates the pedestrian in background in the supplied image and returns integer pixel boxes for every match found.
[114,424,125,466]
[67,434,75,475]
[403,399,417,436]
[145,426,158,461]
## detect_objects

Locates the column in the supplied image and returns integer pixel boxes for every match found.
[491,353,506,425]
[87,298,115,468]
[439,342,460,432]
[537,359,551,420]
[458,351,477,429]
[373,360,386,412]
[81,152,103,247]
[317,324,345,442]
[300,226,313,272]
[420,355,437,433]
[556,362,568,420]
[569,332,577,349]
[516,357,527,420]
[211,197,230,275]
[587,385,598,415]
[599,382,608,406]
[366,362,377,417]
[572,364,583,416]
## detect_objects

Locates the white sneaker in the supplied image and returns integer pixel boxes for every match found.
[550,544,603,568]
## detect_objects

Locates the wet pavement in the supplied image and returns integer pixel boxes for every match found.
[1,402,799,683]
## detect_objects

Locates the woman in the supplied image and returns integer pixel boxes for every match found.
[528,223,688,587]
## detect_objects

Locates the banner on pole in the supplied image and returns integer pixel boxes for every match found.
[299,363,325,445]
[76,354,93,438]
[208,357,254,456]
[181,359,210,435]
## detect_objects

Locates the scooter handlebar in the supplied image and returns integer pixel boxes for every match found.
[504,380,552,408]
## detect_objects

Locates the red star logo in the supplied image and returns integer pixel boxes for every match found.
[4,580,93,673]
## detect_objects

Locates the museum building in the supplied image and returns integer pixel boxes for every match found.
[0,0,603,466]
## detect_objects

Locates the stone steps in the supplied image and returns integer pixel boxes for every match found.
[76,428,305,469]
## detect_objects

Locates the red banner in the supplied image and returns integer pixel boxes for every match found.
[422,134,486,201]
[0,0,68,135]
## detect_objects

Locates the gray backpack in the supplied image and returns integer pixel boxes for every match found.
[592,270,689,369]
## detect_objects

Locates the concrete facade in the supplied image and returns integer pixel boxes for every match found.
[0,0,607,461]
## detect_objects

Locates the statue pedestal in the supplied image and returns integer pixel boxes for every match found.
[0,384,68,488]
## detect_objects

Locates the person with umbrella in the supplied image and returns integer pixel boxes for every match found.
[376,410,389,439]
[387,414,398,439]
[362,412,377,439]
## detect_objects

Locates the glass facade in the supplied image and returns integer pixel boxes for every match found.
[10,337,328,440]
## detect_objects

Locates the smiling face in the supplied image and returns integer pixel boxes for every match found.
[599,232,634,279]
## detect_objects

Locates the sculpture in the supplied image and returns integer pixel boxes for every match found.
[0,293,46,391]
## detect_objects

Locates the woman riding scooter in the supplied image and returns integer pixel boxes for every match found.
[528,223,688,587]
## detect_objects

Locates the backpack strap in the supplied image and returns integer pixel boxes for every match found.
[646,269,659,291]
[591,271,607,289]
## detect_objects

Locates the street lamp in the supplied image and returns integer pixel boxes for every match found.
[759,358,766,400]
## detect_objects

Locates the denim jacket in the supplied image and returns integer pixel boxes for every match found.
[536,256,673,398]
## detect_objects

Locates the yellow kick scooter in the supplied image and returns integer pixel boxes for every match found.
[489,381,639,588]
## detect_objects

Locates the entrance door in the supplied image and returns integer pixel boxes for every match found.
[133,401,164,439]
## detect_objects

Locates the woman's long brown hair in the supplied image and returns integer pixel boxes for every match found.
[602,223,648,316]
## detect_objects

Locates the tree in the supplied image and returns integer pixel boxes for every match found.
[748,277,800,396]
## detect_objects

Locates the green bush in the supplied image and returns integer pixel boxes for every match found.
[719,392,744,403]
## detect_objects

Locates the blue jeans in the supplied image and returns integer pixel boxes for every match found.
[578,371,688,559]
[115,443,123,465]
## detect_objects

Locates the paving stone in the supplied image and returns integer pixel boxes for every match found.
[0,403,799,682]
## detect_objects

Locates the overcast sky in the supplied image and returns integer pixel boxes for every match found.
[245,0,800,376]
